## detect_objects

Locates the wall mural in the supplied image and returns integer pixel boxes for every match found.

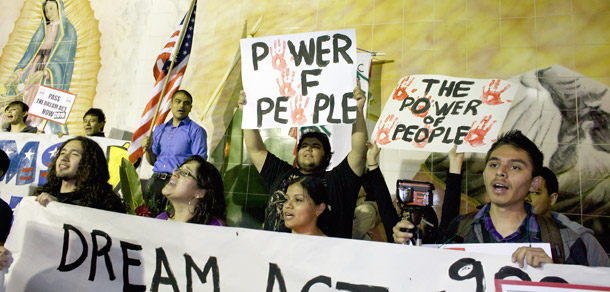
[0,0,100,135]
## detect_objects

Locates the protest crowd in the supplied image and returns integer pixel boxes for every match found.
[1,0,610,290]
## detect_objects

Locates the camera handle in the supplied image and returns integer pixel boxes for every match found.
[401,208,423,246]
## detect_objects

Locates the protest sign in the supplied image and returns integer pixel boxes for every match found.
[0,133,131,208]
[298,52,372,169]
[28,85,76,124]
[372,75,517,153]
[3,198,609,292]
[240,29,357,129]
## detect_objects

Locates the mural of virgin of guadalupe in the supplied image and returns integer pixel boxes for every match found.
[5,0,77,133]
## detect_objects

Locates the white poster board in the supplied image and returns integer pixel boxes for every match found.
[372,75,517,153]
[3,198,610,292]
[28,85,77,125]
[240,29,357,129]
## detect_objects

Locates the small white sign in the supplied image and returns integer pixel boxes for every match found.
[28,85,76,125]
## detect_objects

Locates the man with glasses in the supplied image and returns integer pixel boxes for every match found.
[142,90,208,211]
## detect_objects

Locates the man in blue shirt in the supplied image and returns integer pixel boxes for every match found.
[142,90,208,211]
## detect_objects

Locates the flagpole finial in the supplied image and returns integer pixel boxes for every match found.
[249,16,263,37]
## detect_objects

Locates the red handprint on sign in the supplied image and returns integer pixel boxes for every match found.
[481,79,511,105]
[391,76,417,101]
[374,114,399,145]
[276,68,299,97]
[465,115,497,147]
[412,94,433,118]
[290,94,309,126]
[270,39,288,71]
[413,125,431,148]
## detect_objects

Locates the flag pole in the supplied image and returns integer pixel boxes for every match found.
[147,0,197,136]
[199,16,263,120]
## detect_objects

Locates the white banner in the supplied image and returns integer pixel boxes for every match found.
[3,198,609,291]
[28,85,77,125]
[372,75,517,153]
[0,133,131,208]
[240,29,358,129]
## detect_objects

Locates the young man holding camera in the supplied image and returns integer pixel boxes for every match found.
[393,131,589,267]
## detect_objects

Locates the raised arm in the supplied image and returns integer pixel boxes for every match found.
[440,145,464,230]
[239,90,268,172]
[347,80,367,177]
[363,141,400,242]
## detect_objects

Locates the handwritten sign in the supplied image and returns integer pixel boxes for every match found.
[28,85,76,124]
[372,75,517,153]
[3,198,610,291]
[240,29,357,129]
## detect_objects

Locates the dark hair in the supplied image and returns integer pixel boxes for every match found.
[286,176,330,232]
[173,89,193,103]
[83,108,106,132]
[540,167,559,195]
[84,108,106,122]
[0,149,9,180]
[180,155,226,225]
[297,130,333,171]
[43,0,59,24]
[33,136,126,213]
[5,101,29,122]
[485,130,543,177]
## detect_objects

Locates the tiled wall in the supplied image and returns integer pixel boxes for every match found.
[209,0,610,251]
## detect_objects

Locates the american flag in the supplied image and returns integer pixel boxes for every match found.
[128,1,197,163]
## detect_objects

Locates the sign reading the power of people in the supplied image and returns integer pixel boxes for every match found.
[373,75,517,153]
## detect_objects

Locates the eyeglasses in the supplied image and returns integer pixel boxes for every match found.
[172,166,197,180]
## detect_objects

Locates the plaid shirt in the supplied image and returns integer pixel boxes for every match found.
[475,203,541,243]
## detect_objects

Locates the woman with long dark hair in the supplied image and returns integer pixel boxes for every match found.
[156,155,226,225]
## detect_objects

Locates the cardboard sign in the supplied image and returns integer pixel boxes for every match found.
[240,29,357,129]
[372,75,517,153]
[0,133,131,208]
[3,198,610,291]
[28,85,76,124]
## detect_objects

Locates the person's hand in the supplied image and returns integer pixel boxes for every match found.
[448,145,464,174]
[392,218,415,244]
[366,141,380,169]
[511,246,553,268]
[0,246,12,271]
[141,136,151,150]
[353,79,366,112]
[35,192,58,207]
[238,90,247,111]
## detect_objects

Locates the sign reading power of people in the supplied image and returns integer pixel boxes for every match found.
[373,75,517,153]
[240,29,357,129]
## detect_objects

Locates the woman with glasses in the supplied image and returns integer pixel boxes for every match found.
[155,155,226,225]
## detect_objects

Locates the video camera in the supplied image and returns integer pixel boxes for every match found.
[396,179,435,210]
[395,179,435,246]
